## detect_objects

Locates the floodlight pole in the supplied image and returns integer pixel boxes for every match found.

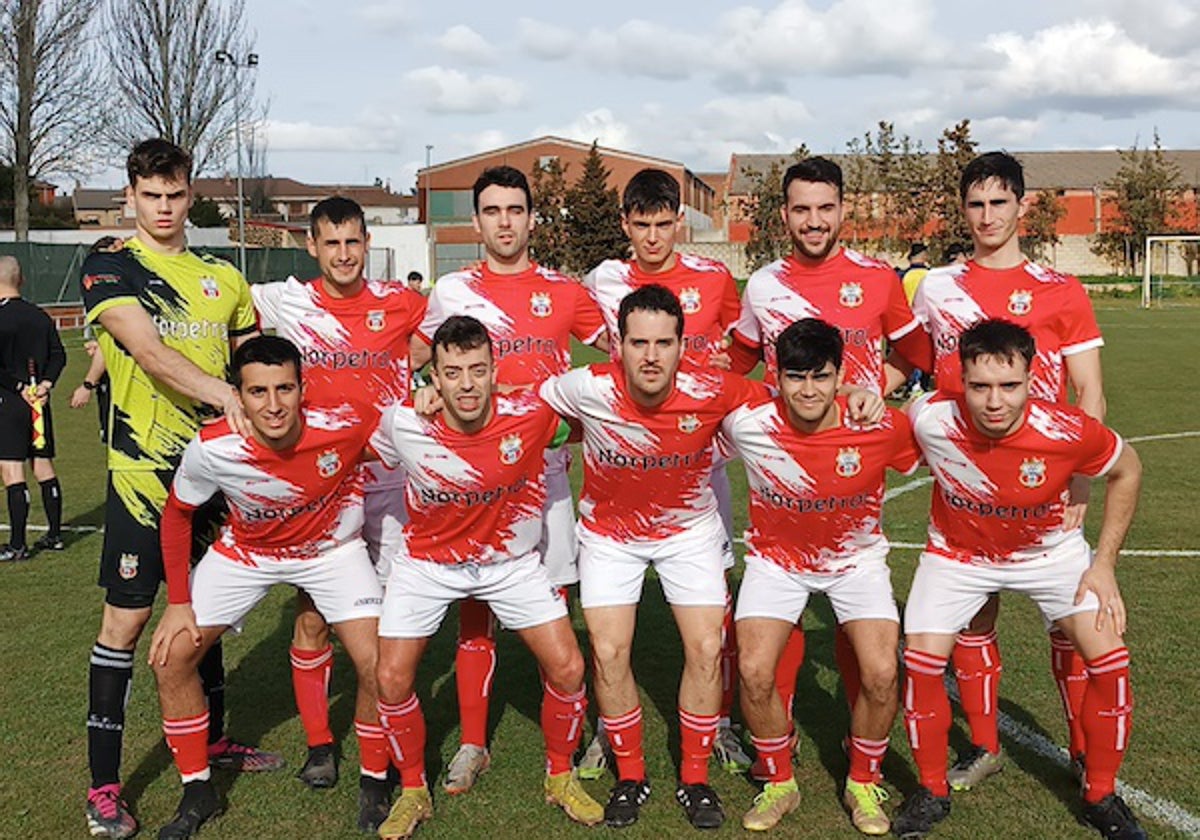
[425,144,434,279]
[215,50,259,277]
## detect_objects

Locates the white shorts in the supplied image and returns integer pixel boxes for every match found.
[379,551,568,639]
[191,539,383,629]
[540,452,579,586]
[735,553,899,625]
[363,479,408,584]
[578,511,729,609]
[710,460,736,571]
[904,538,1100,635]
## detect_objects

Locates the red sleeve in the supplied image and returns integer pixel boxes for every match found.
[718,273,741,330]
[891,326,934,372]
[406,290,429,337]
[724,372,768,412]
[1075,415,1121,477]
[571,285,607,345]
[887,409,922,475]
[883,274,922,341]
[161,490,199,605]
[1057,278,1103,354]
[728,332,762,375]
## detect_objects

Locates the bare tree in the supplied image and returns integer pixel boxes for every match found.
[0,0,103,238]
[102,0,261,175]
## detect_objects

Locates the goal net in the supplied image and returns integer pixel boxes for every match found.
[1142,235,1200,307]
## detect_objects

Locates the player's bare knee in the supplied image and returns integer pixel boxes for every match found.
[683,629,723,673]
[98,604,152,649]
[375,659,415,703]
[293,610,331,649]
[543,645,585,693]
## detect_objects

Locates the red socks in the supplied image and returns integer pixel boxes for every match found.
[902,648,951,797]
[378,694,427,789]
[750,732,794,783]
[1081,648,1133,804]
[775,624,806,718]
[290,644,334,748]
[847,735,889,784]
[601,707,646,781]
[1050,630,1089,759]
[542,681,587,775]
[456,598,496,749]
[952,631,1002,754]
[679,708,719,785]
[163,711,211,783]
[355,719,390,780]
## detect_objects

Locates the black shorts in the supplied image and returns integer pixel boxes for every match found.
[99,469,226,609]
[0,389,55,460]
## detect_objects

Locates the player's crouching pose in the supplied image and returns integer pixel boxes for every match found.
[148,336,389,839]
[893,320,1145,840]
[722,319,920,835]
[371,316,602,840]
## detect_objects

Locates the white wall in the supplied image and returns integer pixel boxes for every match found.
[366,224,430,281]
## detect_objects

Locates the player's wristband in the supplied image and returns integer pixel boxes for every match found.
[82,380,97,391]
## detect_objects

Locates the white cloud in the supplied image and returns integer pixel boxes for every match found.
[357,2,416,34]
[583,20,706,81]
[403,66,527,113]
[265,119,399,153]
[1077,0,1200,57]
[435,25,494,63]
[972,116,1045,147]
[517,17,576,61]
[534,109,636,152]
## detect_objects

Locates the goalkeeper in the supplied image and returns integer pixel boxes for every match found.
[0,255,66,562]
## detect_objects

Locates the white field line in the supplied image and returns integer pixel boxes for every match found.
[1126,431,1200,443]
[944,681,1200,837]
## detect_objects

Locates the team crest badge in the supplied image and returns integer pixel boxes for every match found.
[200,277,220,299]
[317,448,341,479]
[839,282,864,308]
[499,434,523,465]
[1019,457,1046,488]
[1008,290,1033,316]
[366,310,386,332]
[677,414,701,434]
[679,287,702,315]
[118,553,139,580]
[835,447,862,477]
[530,292,552,318]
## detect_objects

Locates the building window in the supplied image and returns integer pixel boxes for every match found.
[429,190,475,223]
[538,155,559,170]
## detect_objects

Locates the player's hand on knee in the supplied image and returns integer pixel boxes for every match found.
[149,604,203,666]
[1074,566,1126,636]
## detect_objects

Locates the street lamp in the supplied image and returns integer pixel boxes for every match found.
[425,144,434,279]
[215,49,259,277]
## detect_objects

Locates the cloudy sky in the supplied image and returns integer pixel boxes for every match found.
[232,0,1199,192]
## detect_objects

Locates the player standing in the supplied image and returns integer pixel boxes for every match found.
[250,196,426,790]
[892,319,1144,840]
[410,165,607,794]
[0,255,67,560]
[539,285,763,830]
[79,139,278,840]
[581,167,749,774]
[911,152,1106,790]
[147,335,387,838]
[723,318,918,835]
[372,316,602,839]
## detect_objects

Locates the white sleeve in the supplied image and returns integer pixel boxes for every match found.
[538,369,587,420]
[249,280,289,330]
[368,405,406,469]
[731,280,762,346]
[172,438,221,507]
[417,279,453,341]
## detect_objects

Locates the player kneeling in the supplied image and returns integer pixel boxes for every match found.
[893,319,1145,840]
[371,316,601,840]
[148,336,390,838]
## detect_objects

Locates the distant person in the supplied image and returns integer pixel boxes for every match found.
[406,270,425,293]
[900,242,930,303]
[0,255,66,562]
[944,242,969,265]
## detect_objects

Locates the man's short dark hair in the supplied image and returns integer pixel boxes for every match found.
[776,318,843,373]
[617,284,684,340]
[782,156,843,203]
[127,139,193,187]
[946,242,968,261]
[407,271,423,283]
[958,318,1035,371]
[310,196,366,238]
[473,166,532,213]
[623,168,680,216]
[231,335,303,388]
[960,151,1025,201]
[432,315,492,366]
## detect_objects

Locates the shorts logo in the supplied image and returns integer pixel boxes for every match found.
[839,282,864,308]
[499,433,523,465]
[1008,290,1033,316]
[200,277,221,299]
[1019,457,1046,488]
[679,287,702,315]
[316,448,342,479]
[530,292,552,318]
[118,552,139,580]
[82,273,120,291]
[366,310,386,332]
[835,447,862,477]
[677,414,700,434]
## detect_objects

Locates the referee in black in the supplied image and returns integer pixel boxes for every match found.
[0,255,66,561]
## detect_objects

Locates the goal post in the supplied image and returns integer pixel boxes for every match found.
[1143,235,1200,308]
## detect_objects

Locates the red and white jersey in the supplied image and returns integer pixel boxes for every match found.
[540,361,763,542]
[418,263,605,386]
[251,276,427,409]
[172,403,373,565]
[583,254,741,365]
[733,248,921,392]
[370,391,561,566]
[911,260,1103,403]
[908,392,1122,565]
[720,396,920,574]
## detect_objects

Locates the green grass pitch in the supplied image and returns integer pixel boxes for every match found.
[0,300,1196,838]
